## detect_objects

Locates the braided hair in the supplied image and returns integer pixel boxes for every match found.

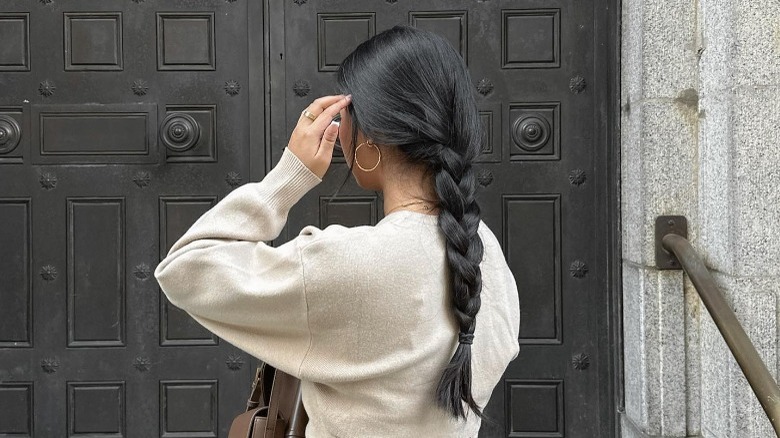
[337,26,486,420]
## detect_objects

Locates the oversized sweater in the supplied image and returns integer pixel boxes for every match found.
[154,148,520,438]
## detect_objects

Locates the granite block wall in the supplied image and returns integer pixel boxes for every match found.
[620,0,779,436]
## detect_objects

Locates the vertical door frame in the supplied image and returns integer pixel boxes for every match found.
[248,0,270,181]
[595,0,624,435]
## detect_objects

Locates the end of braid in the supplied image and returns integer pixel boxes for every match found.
[435,342,482,420]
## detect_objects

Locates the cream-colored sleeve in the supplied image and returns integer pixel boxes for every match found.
[154,148,322,377]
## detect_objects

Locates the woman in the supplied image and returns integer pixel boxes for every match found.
[155,26,519,437]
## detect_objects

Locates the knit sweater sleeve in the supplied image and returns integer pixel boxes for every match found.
[154,148,323,377]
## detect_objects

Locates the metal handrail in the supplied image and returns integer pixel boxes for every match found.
[662,233,780,436]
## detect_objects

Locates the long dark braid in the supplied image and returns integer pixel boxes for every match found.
[399,98,485,421]
[433,146,484,419]
[337,25,486,420]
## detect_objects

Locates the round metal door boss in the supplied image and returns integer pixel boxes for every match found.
[0,115,22,155]
[160,113,201,152]
[512,115,551,151]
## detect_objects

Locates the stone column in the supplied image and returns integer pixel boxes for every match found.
[698,0,779,436]
[620,0,699,436]
[622,0,780,436]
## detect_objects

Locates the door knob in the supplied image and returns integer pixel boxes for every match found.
[0,115,21,154]
[512,115,550,151]
[160,113,200,152]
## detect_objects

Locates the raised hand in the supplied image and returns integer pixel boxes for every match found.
[287,94,351,179]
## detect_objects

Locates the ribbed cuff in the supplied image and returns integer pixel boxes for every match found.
[260,148,322,212]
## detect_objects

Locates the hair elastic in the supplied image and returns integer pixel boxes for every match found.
[458,333,474,345]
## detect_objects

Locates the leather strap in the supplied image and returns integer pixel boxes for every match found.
[265,367,283,437]
[246,366,265,410]
[267,365,304,437]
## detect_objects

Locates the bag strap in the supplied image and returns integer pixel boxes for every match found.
[245,366,266,411]
[264,367,292,437]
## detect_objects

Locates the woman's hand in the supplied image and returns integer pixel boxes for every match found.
[287,94,351,179]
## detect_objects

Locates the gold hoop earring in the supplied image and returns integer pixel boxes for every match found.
[354,141,381,172]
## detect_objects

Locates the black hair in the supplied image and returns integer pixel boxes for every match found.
[336,25,486,421]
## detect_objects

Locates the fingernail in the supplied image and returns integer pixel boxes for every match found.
[330,120,340,127]
[345,94,352,101]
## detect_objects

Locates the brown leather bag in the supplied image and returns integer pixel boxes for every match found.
[228,364,308,438]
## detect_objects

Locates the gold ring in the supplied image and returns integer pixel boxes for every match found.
[302,109,317,121]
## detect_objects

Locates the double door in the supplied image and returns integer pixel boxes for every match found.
[0,0,616,436]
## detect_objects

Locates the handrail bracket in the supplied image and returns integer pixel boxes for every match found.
[655,215,688,270]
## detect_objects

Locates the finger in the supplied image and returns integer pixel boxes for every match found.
[299,95,344,124]
[298,109,318,124]
[317,121,340,158]
[308,95,346,114]
[311,95,351,132]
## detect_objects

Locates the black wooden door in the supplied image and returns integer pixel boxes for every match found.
[0,0,263,435]
[271,1,617,437]
[0,0,617,436]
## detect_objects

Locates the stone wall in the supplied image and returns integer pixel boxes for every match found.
[620,0,779,436]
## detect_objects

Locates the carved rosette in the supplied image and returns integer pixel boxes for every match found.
[386,0,398,3]
[0,115,22,155]
[512,115,550,151]
[571,353,590,370]
[293,80,311,97]
[226,171,242,188]
[568,169,587,186]
[38,80,56,97]
[40,265,58,281]
[40,0,53,4]
[39,172,58,190]
[41,358,60,373]
[131,79,149,96]
[477,170,494,187]
[569,260,589,278]
[293,0,307,4]
[160,113,201,152]
[133,263,151,280]
[131,0,144,3]
[226,354,244,371]
[133,171,151,188]
[224,80,241,96]
[569,75,587,94]
[133,357,151,372]
[476,78,494,96]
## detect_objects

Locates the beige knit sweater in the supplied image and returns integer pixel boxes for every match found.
[155,148,520,437]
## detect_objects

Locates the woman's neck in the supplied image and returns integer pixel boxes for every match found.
[381,167,438,216]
